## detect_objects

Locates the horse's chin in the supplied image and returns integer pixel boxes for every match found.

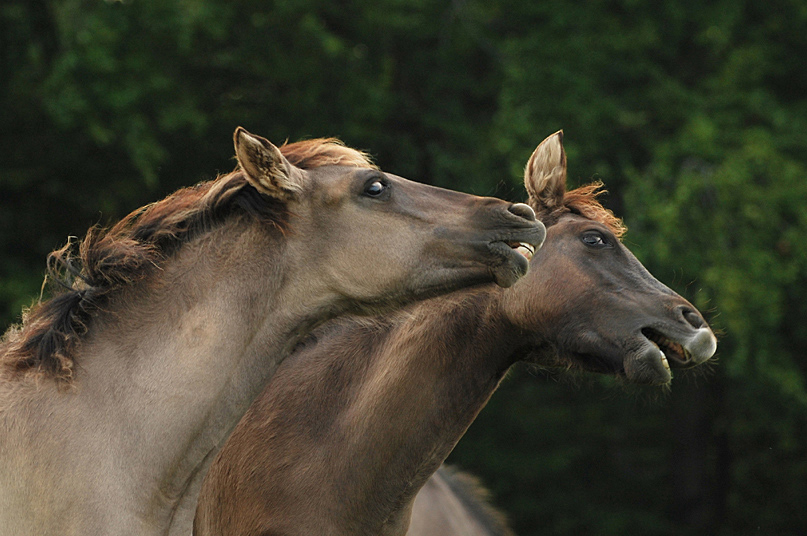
[623,341,673,385]
[542,330,712,385]
[487,241,531,288]
[553,335,673,385]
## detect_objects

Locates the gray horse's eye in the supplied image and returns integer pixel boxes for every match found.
[364,180,388,198]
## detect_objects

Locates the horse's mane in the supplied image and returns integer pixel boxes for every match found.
[280,137,377,170]
[540,182,626,238]
[1,138,375,384]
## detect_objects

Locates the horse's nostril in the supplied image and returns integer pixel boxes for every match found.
[682,308,704,329]
[509,203,536,222]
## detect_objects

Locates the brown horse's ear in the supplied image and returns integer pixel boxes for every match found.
[524,130,566,211]
[233,127,304,200]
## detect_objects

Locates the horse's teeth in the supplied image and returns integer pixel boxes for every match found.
[659,350,670,371]
[515,243,534,260]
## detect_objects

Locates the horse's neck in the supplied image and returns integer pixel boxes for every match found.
[96,227,345,533]
[227,290,521,535]
[1,223,340,535]
[359,295,518,533]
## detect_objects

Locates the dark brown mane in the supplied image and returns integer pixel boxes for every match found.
[539,182,626,238]
[1,138,370,384]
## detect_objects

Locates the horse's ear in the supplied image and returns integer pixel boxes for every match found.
[233,127,304,200]
[524,130,566,211]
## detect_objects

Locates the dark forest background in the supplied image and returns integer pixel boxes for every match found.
[2,0,806,534]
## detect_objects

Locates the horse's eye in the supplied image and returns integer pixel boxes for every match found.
[581,231,608,248]
[363,180,388,198]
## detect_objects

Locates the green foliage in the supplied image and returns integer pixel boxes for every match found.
[625,126,807,401]
[2,0,806,534]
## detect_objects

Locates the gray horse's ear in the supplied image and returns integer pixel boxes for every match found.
[233,127,304,200]
[524,130,566,210]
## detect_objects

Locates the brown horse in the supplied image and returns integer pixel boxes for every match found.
[195,131,717,536]
[0,128,544,536]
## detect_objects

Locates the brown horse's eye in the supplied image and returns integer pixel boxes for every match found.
[363,179,389,198]
[581,231,609,248]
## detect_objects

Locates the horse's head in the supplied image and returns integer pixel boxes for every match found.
[233,128,545,312]
[502,132,716,385]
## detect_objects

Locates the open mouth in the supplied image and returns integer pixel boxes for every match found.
[508,241,535,261]
[641,327,691,368]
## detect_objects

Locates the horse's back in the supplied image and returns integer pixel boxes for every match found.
[407,466,514,536]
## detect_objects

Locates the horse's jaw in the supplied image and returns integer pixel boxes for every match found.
[624,326,717,385]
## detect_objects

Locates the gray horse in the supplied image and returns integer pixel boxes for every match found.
[0,128,543,535]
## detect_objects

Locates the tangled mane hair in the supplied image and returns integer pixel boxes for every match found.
[1,138,375,384]
[537,181,626,238]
